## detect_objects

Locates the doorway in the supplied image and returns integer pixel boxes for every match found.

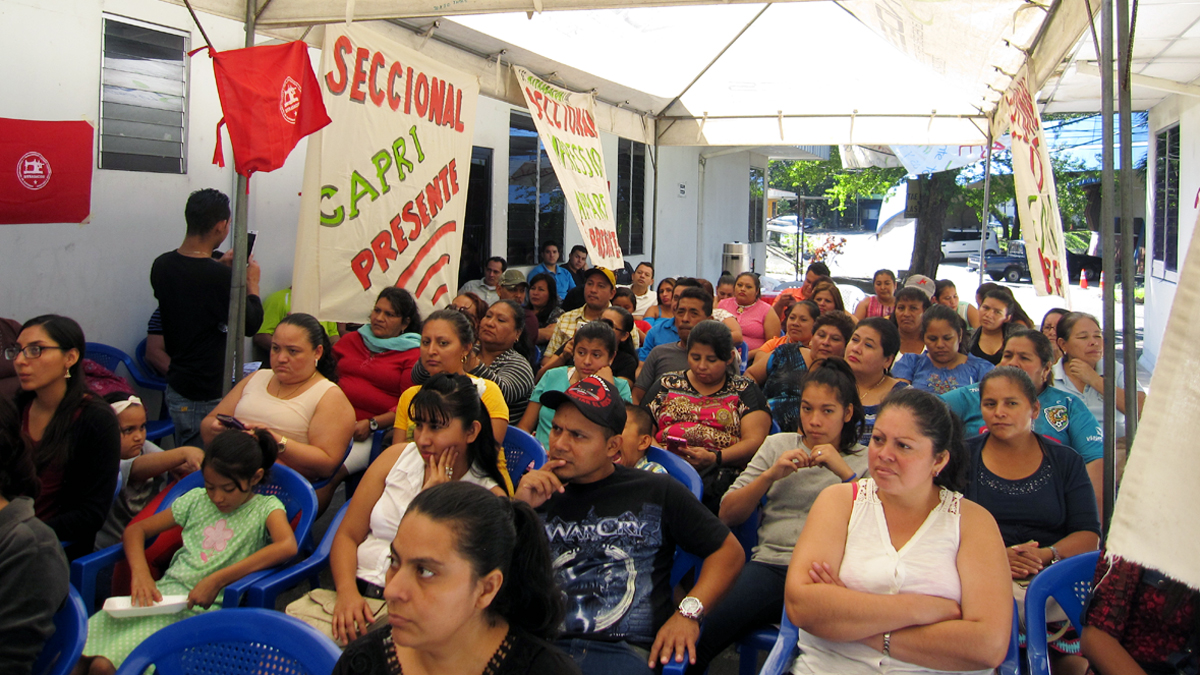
[458,146,493,290]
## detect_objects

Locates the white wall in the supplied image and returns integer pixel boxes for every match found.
[0,0,305,356]
[0,0,757,359]
[1142,94,1200,368]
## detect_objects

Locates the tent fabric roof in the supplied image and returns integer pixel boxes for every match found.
[170,0,1096,146]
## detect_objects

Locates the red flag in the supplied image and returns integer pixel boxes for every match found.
[210,41,331,177]
[0,118,93,225]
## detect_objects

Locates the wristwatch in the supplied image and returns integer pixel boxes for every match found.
[369,418,379,431]
[678,596,705,622]
[278,436,289,454]
[1049,546,1062,565]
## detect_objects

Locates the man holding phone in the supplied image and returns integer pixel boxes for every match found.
[151,188,264,447]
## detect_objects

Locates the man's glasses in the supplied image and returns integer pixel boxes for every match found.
[3,345,66,360]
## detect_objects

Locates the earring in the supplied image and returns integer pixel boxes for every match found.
[65,370,71,380]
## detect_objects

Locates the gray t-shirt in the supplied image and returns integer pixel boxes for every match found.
[635,342,689,392]
[723,432,869,566]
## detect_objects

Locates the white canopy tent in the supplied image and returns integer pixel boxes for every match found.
[164,0,1096,147]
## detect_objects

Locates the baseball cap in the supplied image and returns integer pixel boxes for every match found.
[540,376,627,434]
[904,274,936,298]
[499,269,527,288]
[582,266,616,288]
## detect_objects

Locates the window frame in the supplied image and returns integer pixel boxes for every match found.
[615,137,646,256]
[98,14,191,174]
[1151,123,1180,282]
[505,110,565,266]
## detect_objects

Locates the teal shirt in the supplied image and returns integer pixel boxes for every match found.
[530,367,632,448]
[941,383,1104,464]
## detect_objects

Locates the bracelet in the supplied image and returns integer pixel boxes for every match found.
[842,472,858,483]
[1049,545,1061,564]
[714,449,723,467]
[882,631,892,657]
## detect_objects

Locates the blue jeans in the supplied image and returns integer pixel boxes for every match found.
[688,560,788,674]
[556,638,654,675]
[165,385,221,448]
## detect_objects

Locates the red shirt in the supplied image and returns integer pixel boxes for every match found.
[333,332,419,420]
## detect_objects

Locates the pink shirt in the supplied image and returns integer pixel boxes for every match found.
[718,297,774,350]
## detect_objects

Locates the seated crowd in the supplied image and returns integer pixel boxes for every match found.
[0,189,1181,675]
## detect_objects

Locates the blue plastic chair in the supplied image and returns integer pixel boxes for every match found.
[1000,598,1022,675]
[245,501,350,609]
[114,608,341,675]
[134,338,169,389]
[31,586,87,675]
[769,419,781,434]
[759,605,801,675]
[503,426,547,486]
[1025,550,1101,675]
[85,342,175,444]
[309,439,354,490]
[738,342,749,374]
[71,464,317,615]
[645,447,705,589]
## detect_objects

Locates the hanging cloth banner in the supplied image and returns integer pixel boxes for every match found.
[992,64,1071,301]
[889,139,1010,177]
[209,41,332,178]
[0,118,93,224]
[1105,207,1200,591]
[291,23,478,322]
[512,66,624,270]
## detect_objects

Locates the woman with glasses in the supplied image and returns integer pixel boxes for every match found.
[8,315,120,559]
[601,306,639,386]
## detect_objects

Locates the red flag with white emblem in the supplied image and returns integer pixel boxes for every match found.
[210,41,331,178]
[0,118,93,224]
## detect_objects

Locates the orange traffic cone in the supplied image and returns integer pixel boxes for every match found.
[1099,271,1105,291]
[1080,270,1089,289]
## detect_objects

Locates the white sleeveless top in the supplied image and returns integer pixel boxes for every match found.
[233,369,337,444]
[792,478,989,675]
[355,443,499,586]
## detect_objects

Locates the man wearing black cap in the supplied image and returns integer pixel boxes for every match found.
[515,376,744,675]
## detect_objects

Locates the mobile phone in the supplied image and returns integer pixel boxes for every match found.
[246,231,258,261]
[666,434,687,454]
[216,414,247,430]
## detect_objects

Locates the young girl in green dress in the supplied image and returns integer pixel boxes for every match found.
[75,429,299,675]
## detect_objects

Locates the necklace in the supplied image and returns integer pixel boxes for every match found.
[177,247,211,258]
[274,370,317,399]
[857,373,888,398]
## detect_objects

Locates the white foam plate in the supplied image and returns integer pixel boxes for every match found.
[102,595,189,618]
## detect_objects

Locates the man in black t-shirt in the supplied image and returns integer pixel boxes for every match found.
[150,189,263,447]
[515,377,744,675]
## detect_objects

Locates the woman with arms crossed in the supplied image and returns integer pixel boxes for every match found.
[785,388,1011,674]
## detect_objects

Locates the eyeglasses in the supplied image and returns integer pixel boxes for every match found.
[4,345,66,360]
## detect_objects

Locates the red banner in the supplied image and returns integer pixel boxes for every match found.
[210,41,331,177]
[0,118,93,224]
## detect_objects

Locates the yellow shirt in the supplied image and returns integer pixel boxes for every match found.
[393,375,513,493]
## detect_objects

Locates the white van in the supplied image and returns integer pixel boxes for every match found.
[941,228,1000,260]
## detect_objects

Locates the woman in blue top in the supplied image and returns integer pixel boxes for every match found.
[518,321,631,449]
[963,367,1100,670]
[941,329,1103,465]
[892,304,993,395]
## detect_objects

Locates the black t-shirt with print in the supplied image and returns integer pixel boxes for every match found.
[539,465,729,647]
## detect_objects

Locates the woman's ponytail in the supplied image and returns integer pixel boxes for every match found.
[495,499,565,639]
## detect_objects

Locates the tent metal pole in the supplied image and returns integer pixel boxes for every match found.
[1118,0,1138,443]
[979,125,993,288]
[222,0,256,394]
[1100,0,1117,533]
[652,129,659,268]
